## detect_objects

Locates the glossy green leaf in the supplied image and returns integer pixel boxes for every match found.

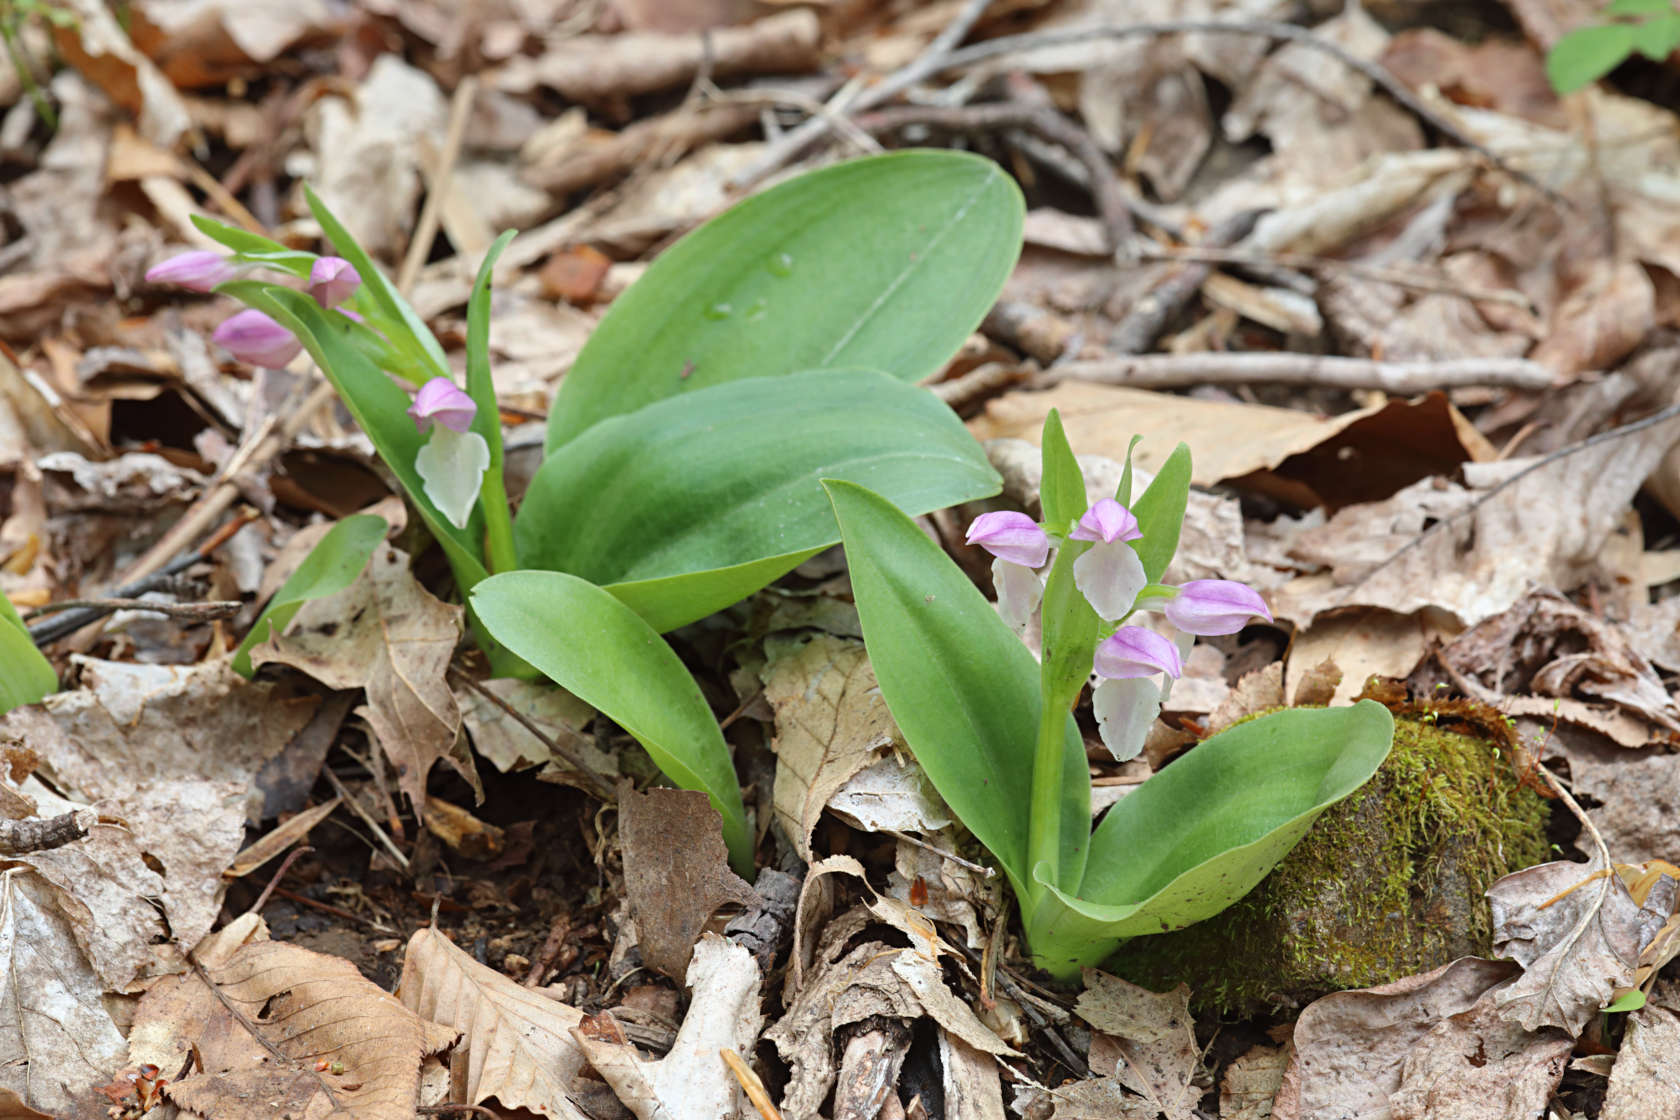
[1039,409,1086,536]
[305,185,450,385]
[232,514,387,677]
[0,593,55,713]
[546,150,1024,451]
[1130,443,1190,584]
[470,570,753,875]
[1633,12,1680,58]
[228,282,488,588]
[1025,700,1395,978]
[189,215,315,275]
[1606,0,1670,16]
[1604,989,1647,1013]
[517,370,1001,633]
[466,230,519,574]
[1547,23,1637,93]
[824,480,1088,904]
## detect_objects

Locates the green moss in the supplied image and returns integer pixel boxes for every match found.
[1105,711,1549,1014]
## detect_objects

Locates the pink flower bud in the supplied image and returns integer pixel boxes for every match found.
[1094,625,1183,680]
[407,377,477,434]
[212,310,302,368]
[1162,580,1272,636]
[146,250,236,293]
[1069,498,1141,544]
[965,511,1049,568]
[308,257,361,307]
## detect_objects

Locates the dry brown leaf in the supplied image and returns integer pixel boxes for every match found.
[149,938,457,1120]
[1602,979,1680,1119]
[396,927,592,1119]
[1487,858,1656,1033]
[1076,970,1199,1120]
[251,543,465,813]
[1048,1078,1162,1119]
[51,0,190,147]
[1273,957,1517,1120]
[456,676,611,782]
[1206,662,1284,734]
[618,784,757,981]
[1556,733,1680,865]
[129,0,337,85]
[940,1030,1007,1120]
[0,869,128,1114]
[1531,260,1655,379]
[889,952,1017,1058]
[570,934,763,1120]
[764,633,905,861]
[101,779,246,950]
[1388,993,1572,1119]
[1220,1042,1289,1120]
[1289,608,1459,707]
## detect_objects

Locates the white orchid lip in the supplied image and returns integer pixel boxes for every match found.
[965,511,1050,568]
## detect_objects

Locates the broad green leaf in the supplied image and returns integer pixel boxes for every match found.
[227,282,488,588]
[304,185,451,385]
[1130,442,1190,584]
[824,480,1088,904]
[517,370,1002,633]
[189,215,315,275]
[232,515,387,677]
[1604,990,1647,1013]
[1039,409,1086,536]
[546,150,1024,451]
[0,593,55,713]
[1633,12,1680,58]
[466,230,519,572]
[1547,24,1637,93]
[1025,701,1394,978]
[470,570,753,875]
[1606,0,1671,16]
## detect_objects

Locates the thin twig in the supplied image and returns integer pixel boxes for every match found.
[856,102,1132,253]
[933,361,1031,409]
[1342,401,1680,596]
[1040,352,1555,394]
[732,0,997,187]
[447,667,618,802]
[931,20,1569,209]
[322,767,412,873]
[887,829,998,880]
[399,76,479,297]
[23,598,240,622]
[1109,209,1265,354]
[249,845,314,915]
[0,809,96,854]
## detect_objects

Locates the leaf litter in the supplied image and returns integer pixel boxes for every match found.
[4,0,1680,1116]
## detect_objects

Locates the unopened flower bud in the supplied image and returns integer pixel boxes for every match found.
[212,310,302,368]
[146,250,236,293]
[308,257,361,307]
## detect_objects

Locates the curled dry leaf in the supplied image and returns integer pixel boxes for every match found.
[1487,858,1658,1033]
[0,869,128,1115]
[144,937,457,1120]
[251,543,465,813]
[569,934,763,1120]
[396,927,593,1120]
[1387,992,1571,1118]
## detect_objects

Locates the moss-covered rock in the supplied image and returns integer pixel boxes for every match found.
[1105,709,1550,1014]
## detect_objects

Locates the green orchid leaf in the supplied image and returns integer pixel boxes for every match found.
[304,184,451,385]
[466,230,519,573]
[1115,434,1143,508]
[1633,12,1680,59]
[1131,442,1190,584]
[546,149,1024,451]
[232,514,387,677]
[517,370,1001,633]
[1039,409,1087,536]
[0,593,55,713]
[188,215,315,275]
[1547,23,1637,93]
[1025,701,1395,978]
[1604,990,1647,1013]
[470,570,753,876]
[824,480,1089,903]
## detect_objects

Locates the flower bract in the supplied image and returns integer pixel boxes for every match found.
[1162,579,1272,636]
[407,377,477,434]
[212,310,302,368]
[965,511,1048,568]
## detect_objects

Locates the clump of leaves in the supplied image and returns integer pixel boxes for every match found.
[1546,0,1680,94]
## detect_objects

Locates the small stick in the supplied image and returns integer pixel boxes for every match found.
[448,667,618,802]
[722,1048,785,1120]
[1109,209,1264,354]
[399,75,479,297]
[932,361,1031,410]
[322,767,412,873]
[270,884,397,933]
[0,809,96,854]
[23,598,240,622]
[1040,352,1555,394]
[887,829,998,880]
[249,845,313,915]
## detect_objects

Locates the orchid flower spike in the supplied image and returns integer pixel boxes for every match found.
[146,250,237,292]
[308,257,361,307]
[407,377,477,434]
[212,310,302,368]
[1162,580,1272,636]
[1094,626,1183,680]
[1071,499,1147,621]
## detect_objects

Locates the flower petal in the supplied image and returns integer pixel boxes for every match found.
[993,557,1044,632]
[1072,539,1147,620]
[308,256,361,307]
[407,377,477,434]
[1093,676,1160,763]
[146,250,237,292]
[212,310,302,368]
[1093,625,1182,680]
[965,511,1049,568]
[1162,579,1273,636]
[414,426,490,530]
[1068,498,1141,544]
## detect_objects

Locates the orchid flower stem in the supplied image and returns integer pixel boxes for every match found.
[1027,675,1072,900]
[479,463,518,574]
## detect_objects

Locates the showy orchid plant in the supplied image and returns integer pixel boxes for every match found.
[140,151,1025,876]
[824,412,1394,977]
